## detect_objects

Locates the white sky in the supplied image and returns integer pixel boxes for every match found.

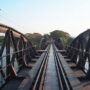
[0,0,90,37]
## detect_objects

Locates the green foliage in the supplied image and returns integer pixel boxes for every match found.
[25,33,42,49]
[50,30,73,47]
[43,34,50,39]
[50,30,70,39]
[66,37,74,45]
[0,36,4,45]
[25,30,74,49]
[0,36,4,39]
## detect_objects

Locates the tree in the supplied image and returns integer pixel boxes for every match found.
[50,30,73,47]
[25,30,74,49]
[25,33,42,49]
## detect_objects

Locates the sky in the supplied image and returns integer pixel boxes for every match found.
[0,0,90,37]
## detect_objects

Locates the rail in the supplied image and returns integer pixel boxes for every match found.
[31,44,50,90]
[30,43,72,90]
[53,44,72,90]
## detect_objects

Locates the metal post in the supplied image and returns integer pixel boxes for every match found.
[6,30,10,79]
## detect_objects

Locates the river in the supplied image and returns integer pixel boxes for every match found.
[0,47,18,87]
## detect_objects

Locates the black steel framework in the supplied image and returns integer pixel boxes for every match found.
[67,29,90,79]
[0,24,37,87]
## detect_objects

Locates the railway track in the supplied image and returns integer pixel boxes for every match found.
[31,43,72,90]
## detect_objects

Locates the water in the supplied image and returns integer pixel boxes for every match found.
[76,55,89,72]
[84,57,89,72]
[0,46,18,87]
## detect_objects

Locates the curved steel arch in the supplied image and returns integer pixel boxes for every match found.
[67,29,90,78]
[70,29,90,48]
[0,24,37,86]
[0,24,36,59]
[0,24,30,42]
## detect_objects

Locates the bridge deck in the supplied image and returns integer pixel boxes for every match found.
[1,53,46,90]
[2,44,90,90]
[58,52,82,90]
[43,45,59,90]
[2,62,34,90]
[60,51,90,90]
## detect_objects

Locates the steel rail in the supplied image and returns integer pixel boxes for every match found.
[30,43,72,90]
[37,44,61,90]
[31,44,50,90]
[38,49,49,90]
[53,47,64,90]
[53,44,72,90]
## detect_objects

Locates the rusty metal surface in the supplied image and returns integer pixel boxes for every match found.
[57,52,83,90]
[61,51,90,90]
[0,24,37,88]
[2,43,89,90]
[71,29,90,47]
[1,49,47,90]
[66,29,90,80]
[0,24,29,42]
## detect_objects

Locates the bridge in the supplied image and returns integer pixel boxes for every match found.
[0,24,90,90]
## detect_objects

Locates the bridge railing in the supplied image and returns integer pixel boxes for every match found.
[66,35,90,79]
[0,28,36,88]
